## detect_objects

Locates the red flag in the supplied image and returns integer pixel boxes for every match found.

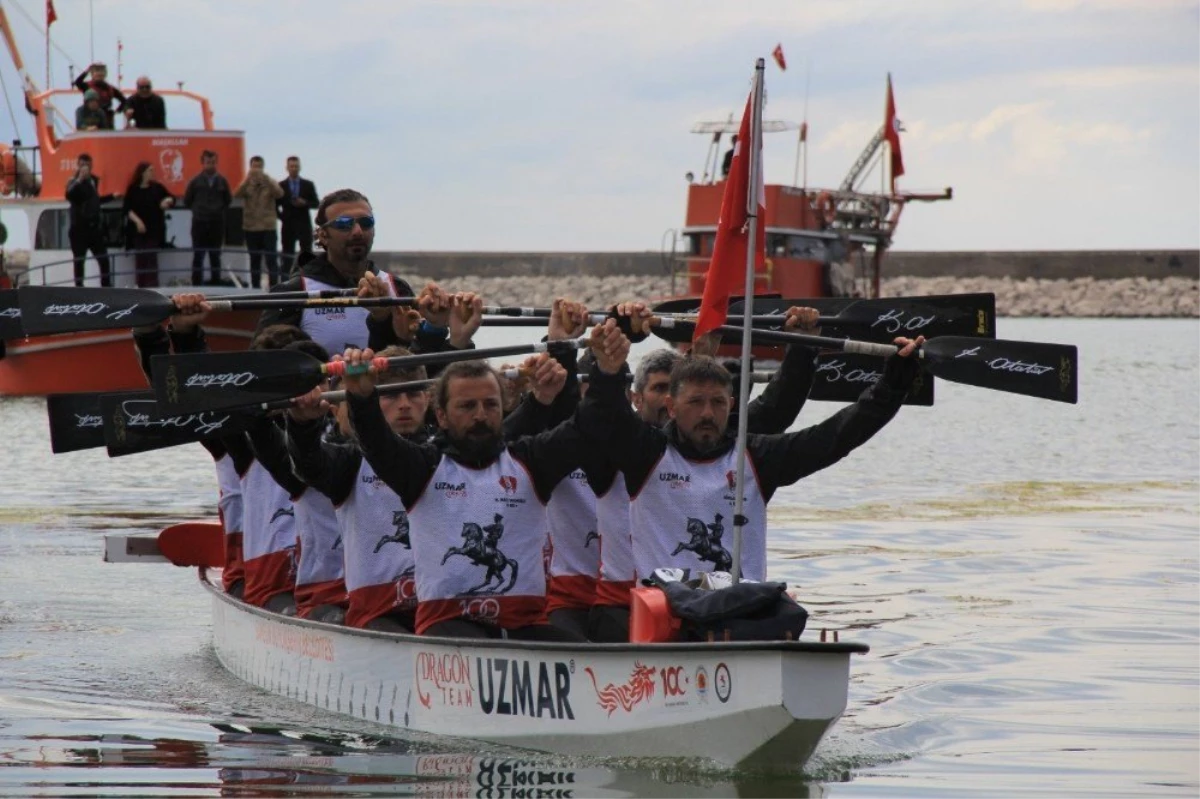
[772,43,786,71]
[45,0,56,27]
[692,93,766,342]
[884,73,905,192]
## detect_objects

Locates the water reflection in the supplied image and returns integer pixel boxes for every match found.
[10,722,836,797]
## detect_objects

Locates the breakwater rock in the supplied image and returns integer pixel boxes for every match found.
[403,273,1199,318]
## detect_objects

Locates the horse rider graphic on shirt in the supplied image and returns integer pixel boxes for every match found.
[441,513,520,595]
[671,512,733,572]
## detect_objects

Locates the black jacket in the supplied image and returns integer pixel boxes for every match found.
[119,92,167,129]
[277,177,319,227]
[182,172,232,222]
[66,175,114,229]
[579,353,917,502]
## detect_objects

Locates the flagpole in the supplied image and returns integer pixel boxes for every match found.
[731,58,765,585]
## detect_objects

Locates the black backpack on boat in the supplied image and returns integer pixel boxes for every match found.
[645,573,809,642]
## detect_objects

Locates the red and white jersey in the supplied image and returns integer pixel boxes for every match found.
[628,446,768,581]
[213,452,245,592]
[545,467,599,612]
[334,458,417,628]
[406,451,549,634]
[239,461,298,608]
[593,471,635,607]
[293,489,346,618]
[299,272,397,356]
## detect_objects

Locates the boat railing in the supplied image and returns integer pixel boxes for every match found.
[16,246,292,289]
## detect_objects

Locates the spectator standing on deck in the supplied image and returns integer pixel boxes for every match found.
[235,156,284,288]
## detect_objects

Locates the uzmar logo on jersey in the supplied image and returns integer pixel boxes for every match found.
[671,513,732,571]
[659,471,691,488]
[270,507,295,524]
[441,513,519,595]
[373,510,412,553]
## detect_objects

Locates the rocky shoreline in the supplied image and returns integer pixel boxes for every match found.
[404,273,1199,318]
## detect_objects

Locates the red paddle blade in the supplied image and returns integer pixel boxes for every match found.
[157,521,226,568]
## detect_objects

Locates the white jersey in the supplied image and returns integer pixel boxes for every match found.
[545,468,600,579]
[335,458,416,593]
[628,446,768,581]
[240,461,297,562]
[293,489,342,587]
[407,451,548,605]
[213,452,243,535]
[596,470,634,586]
[299,271,398,355]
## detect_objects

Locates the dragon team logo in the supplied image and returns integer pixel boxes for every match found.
[441,513,519,594]
[671,513,732,572]
[585,662,656,716]
[498,475,518,494]
[373,510,412,553]
[726,470,736,491]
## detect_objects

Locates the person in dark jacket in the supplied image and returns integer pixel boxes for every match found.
[182,150,232,285]
[119,77,167,129]
[277,156,319,277]
[74,90,110,130]
[73,63,124,127]
[122,161,175,287]
[255,187,462,360]
[66,153,115,286]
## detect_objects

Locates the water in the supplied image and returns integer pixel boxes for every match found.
[0,318,1196,797]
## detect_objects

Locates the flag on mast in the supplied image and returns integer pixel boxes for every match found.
[46,0,57,27]
[885,73,905,193]
[692,91,766,342]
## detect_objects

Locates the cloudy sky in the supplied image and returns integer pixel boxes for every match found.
[2,0,1197,251]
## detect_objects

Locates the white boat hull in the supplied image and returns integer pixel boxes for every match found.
[204,571,865,767]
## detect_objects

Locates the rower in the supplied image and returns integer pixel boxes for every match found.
[255,187,463,361]
[587,304,826,641]
[287,346,437,633]
[342,336,621,640]
[581,319,924,583]
[131,292,249,598]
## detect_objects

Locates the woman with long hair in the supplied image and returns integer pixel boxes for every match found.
[122,161,174,287]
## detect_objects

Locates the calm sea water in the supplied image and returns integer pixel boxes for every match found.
[0,318,1196,798]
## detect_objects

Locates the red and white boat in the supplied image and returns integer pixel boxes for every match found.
[105,523,867,769]
[0,6,258,396]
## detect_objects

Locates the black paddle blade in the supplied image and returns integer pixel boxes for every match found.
[101,391,258,457]
[46,391,141,453]
[921,336,1079,404]
[150,349,326,415]
[18,286,175,335]
[730,293,997,341]
[0,289,24,339]
[810,353,935,406]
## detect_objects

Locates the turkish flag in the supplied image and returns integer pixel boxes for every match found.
[46,0,56,27]
[772,43,786,71]
[692,93,766,342]
[885,74,905,192]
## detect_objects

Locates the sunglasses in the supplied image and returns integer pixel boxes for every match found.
[322,214,375,232]
[137,84,151,89]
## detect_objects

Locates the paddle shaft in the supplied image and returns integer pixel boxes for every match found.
[321,338,588,377]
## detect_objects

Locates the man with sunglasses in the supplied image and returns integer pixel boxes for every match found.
[120,76,167,130]
[255,188,466,360]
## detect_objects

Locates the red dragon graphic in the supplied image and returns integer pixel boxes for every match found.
[584,662,657,716]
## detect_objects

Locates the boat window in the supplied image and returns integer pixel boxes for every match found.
[34,209,70,249]
[684,233,715,257]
